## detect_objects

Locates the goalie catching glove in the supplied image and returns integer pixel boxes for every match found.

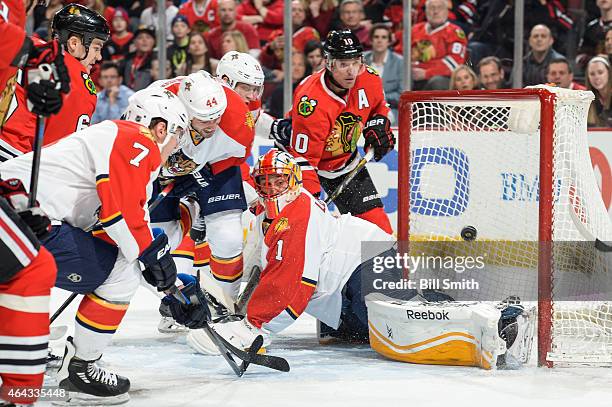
[0,178,51,239]
[139,228,177,291]
[363,115,395,161]
[162,274,211,329]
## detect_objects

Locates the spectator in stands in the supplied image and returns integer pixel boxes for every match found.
[546,58,586,90]
[186,31,212,74]
[151,56,173,81]
[578,0,612,73]
[140,0,179,40]
[364,23,403,124]
[168,15,191,77]
[206,0,261,62]
[237,0,284,43]
[523,24,565,86]
[449,64,479,90]
[179,0,221,33]
[477,56,506,90]
[122,26,156,91]
[266,51,307,118]
[304,40,324,73]
[259,0,319,70]
[86,0,115,31]
[411,0,467,90]
[220,31,250,55]
[102,7,134,63]
[33,0,63,33]
[92,62,134,124]
[606,27,612,57]
[469,0,572,67]
[586,56,612,127]
[305,0,338,38]
[332,0,369,48]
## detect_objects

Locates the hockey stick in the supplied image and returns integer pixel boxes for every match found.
[49,182,176,325]
[27,64,53,207]
[324,149,375,205]
[567,198,612,252]
[235,265,261,315]
[166,285,289,376]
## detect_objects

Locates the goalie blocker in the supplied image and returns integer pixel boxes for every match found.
[366,293,536,370]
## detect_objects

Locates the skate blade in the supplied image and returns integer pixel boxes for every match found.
[52,392,129,406]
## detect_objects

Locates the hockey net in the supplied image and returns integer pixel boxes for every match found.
[397,86,612,367]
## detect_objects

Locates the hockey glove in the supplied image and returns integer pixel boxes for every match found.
[26,80,63,116]
[190,215,207,243]
[0,178,51,239]
[270,118,292,149]
[166,166,212,199]
[363,115,395,161]
[162,273,211,329]
[139,229,177,291]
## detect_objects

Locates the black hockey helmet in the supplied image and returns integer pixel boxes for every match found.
[323,30,363,60]
[52,4,110,52]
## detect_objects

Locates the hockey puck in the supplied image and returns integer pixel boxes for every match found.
[461,225,477,241]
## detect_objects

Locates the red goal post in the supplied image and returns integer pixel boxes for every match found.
[397,87,612,367]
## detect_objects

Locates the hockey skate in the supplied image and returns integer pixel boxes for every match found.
[54,337,130,405]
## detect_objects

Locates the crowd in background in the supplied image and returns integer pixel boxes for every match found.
[25,0,612,127]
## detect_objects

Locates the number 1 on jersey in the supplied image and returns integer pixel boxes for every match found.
[276,239,284,260]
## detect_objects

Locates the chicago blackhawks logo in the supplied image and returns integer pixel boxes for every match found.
[245,111,255,129]
[412,40,436,63]
[82,72,97,95]
[164,150,198,176]
[325,112,362,157]
[297,95,317,117]
[366,65,379,76]
[68,5,81,15]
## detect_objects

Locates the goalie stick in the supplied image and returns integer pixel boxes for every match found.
[49,182,176,324]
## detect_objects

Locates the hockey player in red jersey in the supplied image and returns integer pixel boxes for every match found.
[186,148,401,354]
[0,87,192,404]
[0,3,109,162]
[286,30,396,234]
[0,0,68,405]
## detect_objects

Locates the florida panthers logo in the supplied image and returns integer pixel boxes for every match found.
[164,150,198,176]
[325,112,362,156]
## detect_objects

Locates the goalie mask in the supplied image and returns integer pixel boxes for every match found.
[252,149,302,218]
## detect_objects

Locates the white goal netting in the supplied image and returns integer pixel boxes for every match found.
[402,86,612,365]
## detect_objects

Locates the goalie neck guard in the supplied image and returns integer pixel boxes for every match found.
[252,149,302,219]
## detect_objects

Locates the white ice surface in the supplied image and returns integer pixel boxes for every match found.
[41,287,612,407]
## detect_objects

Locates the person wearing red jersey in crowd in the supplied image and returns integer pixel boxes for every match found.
[186,149,398,354]
[0,0,69,404]
[275,30,395,235]
[179,0,220,33]
[122,26,156,91]
[206,0,260,62]
[237,0,283,43]
[102,7,134,63]
[408,0,468,90]
[259,0,319,71]
[148,71,255,316]
[0,87,191,404]
[0,3,109,162]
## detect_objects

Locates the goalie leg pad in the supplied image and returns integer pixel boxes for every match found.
[366,293,507,370]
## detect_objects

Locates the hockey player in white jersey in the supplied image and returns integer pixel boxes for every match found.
[149,71,256,317]
[186,149,536,369]
[0,87,210,404]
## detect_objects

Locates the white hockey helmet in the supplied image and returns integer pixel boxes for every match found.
[178,71,227,122]
[217,51,265,98]
[123,87,189,150]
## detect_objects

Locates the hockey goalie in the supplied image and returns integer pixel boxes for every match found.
[181,149,537,370]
